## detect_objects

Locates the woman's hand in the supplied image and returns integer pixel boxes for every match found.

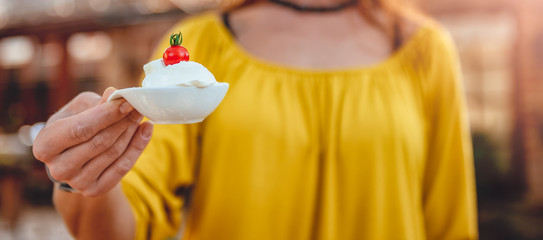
[33,87,153,197]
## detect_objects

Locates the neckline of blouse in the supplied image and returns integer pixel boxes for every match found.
[212,13,431,76]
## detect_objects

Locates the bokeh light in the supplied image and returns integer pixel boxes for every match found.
[41,42,63,67]
[88,0,110,12]
[67,32,113,62]
[0,36,35,68]
[53,0,75,17]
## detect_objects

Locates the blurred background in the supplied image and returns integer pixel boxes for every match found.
[0,0,541,239]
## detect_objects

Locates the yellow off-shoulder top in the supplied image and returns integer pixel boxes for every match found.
[121,12,478,240]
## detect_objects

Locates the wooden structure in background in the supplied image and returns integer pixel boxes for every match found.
[421,0,543,207]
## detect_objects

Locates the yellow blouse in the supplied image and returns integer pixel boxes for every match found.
[122,13,478,240]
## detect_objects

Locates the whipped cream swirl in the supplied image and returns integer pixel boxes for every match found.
[141,59,216,88]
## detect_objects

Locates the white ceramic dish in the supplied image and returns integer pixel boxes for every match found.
[107,82,229,124]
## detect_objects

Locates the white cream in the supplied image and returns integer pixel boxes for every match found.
[141,59,216,88]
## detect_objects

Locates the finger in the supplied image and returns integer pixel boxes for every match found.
[47,111,143,181]
[47,92,102,124]
[99,87,117,104]
[84,121,153,197]
[33,98,135,160]
[69,113,142,191]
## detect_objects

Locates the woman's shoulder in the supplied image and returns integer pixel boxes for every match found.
[401,11,456,54]
[396,12,461,78]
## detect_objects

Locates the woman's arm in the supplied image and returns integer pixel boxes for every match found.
[53,185,135,240]
[33,88,153,239]
[421,27,478,239]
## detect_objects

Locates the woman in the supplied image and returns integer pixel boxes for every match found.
[32,0,478,239]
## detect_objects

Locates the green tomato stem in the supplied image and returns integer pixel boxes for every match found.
[169,32,183,46]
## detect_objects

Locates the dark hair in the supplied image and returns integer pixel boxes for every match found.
[225,0,415,49]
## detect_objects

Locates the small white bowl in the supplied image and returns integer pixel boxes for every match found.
[107,83,229,124]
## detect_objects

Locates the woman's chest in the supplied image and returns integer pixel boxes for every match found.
[203,74,427,159]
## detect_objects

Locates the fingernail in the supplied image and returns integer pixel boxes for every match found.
[119,101,133,114]
[101,87,116,101]
[103,87,116,96]
[141,123,153,140]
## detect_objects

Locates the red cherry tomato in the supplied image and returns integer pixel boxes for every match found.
[163,45,189,66]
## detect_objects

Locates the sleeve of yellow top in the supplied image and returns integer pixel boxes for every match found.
[120,19,202,240]
[421,27,478,239]
[122,123,200,240]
